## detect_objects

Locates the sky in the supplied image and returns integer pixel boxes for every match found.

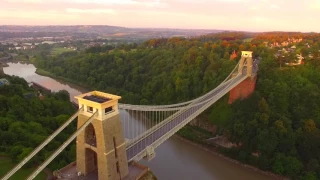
[0,0,320,32]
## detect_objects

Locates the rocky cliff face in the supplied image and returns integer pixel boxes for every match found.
[139,171,157,180]
[228,76,257,104]
[190,117,217,134]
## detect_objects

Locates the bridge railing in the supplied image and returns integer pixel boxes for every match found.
[129,73,249,162]
[126,73,246,152]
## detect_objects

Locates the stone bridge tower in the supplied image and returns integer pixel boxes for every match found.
[238,51,253,77]
[229,51,257,104]
[75,91,128,180]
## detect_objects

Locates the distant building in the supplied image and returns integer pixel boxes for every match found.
[22,45,35,50]
[0,78,10,86]
[22,43,32,46]
[23,92,37,99]
[308,53,314,59]
[285,54,304,66]
[230,50,238,60]
[263,42,268,47]
[42,41,56,45]
[39,92,45,100]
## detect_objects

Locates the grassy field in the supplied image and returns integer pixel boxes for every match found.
[35,68,54,77]
[243,38,253,42]
[0,157,46,180]
[51,47,74,55]
[14,55,29,62]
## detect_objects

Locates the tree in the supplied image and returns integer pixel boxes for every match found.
[303,119,318,133]
[258,98,269,113]
[272,155,284,174]
[301,172,318,180]
[55,90,70,101]
[283,156,303,177]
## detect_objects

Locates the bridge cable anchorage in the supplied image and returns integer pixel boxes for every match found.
[1,106,84,180]
[126,70,247,152]
[118,60,241,111]
[128,70,250,162]
[26,111,98,180]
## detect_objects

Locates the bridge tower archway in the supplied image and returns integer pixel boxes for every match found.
[85,123,97,147]
[238,51,253,77]
[85,148,98,174]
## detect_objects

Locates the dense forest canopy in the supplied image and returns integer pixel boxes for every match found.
[197,31,254,42]
[0,74,76,170]
[222,57,320,179]
[34,33,265,105]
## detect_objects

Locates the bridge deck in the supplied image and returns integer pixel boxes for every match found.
[126,60,259,161]
[126,74,247,161]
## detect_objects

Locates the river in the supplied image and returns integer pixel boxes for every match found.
[3,62,273,180]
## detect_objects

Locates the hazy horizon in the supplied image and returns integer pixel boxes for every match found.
[1,0,320,32]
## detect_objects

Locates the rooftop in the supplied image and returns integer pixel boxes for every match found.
[83,95,111,103]
[74,91,121,109]
[0,78,10,85]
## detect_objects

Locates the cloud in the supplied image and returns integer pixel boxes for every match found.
[215,0,249,2]
[4,0,167,7]
[72,0,134,4]
[252,16,268,23]
[250,6,259,10]
[4,0,43,3]
[0,9,78,21]
[174,0,207,3]
[126,10,187,16]
[65,8,116,14]
[270,4,280,9]
[66,0,166,7]
[310,0,320,9]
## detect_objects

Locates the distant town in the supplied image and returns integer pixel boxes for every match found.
[0,25,225,64]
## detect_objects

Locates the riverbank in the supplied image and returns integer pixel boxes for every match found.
[176,135,289,180]
[139,171,157,180]
[35,68,93,91]
[0,63,9,67]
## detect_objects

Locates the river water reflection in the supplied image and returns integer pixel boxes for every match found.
[4,62,273,180]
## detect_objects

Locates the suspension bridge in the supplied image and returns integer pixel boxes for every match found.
[1,51,258,180]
